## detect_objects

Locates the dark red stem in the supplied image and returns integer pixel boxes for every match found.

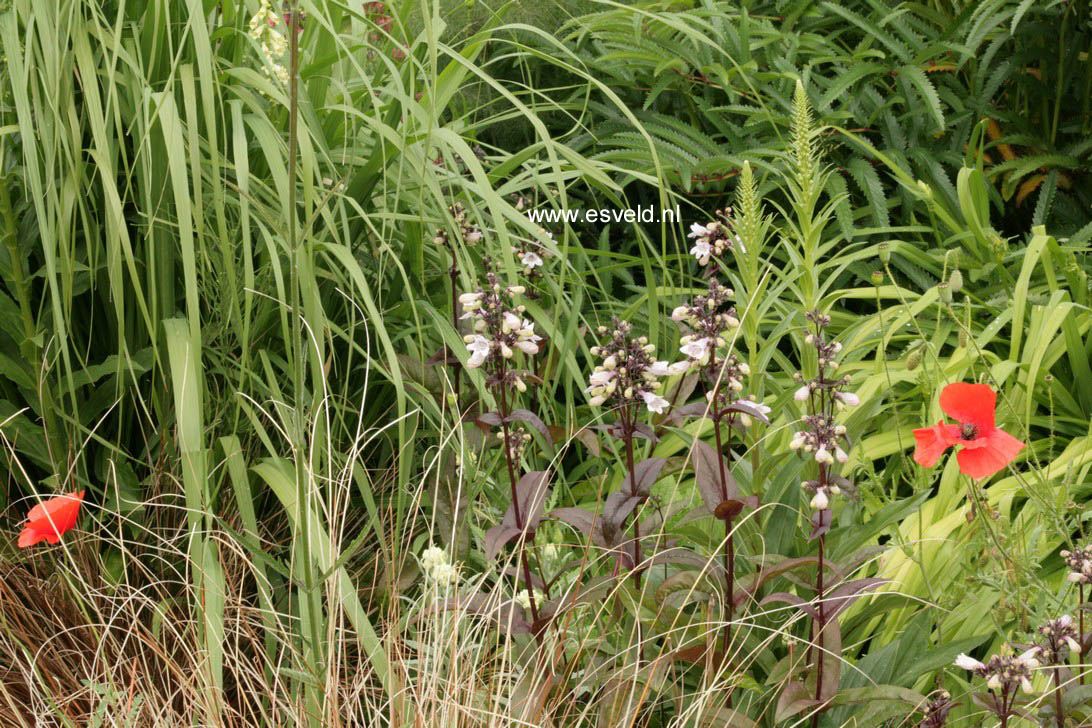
[498,374,541,635]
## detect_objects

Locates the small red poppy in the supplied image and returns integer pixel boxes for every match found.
[912,382,1025,479]
[17,490,85,548]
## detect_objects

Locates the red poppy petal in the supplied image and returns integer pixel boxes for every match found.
[939,382,996,430]
[913,422,959,468]
[17,525,45,549]
[25,490,85,524]
[20,490,84,547]
[987,428,1025,463]
[955,429,1024,479]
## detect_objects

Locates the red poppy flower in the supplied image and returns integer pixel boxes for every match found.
[17,490,85,548]
[912,383,1025,479]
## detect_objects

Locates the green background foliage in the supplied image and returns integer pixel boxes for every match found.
[0,0,1089,725]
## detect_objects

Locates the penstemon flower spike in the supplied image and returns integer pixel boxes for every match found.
[687,208,743,271]
[461,263,549,640]
[585,318,684,584]
[789,309,859,728]
[672,275,768,700]
[1037,614,1082,727]
[1061,544,1092,686]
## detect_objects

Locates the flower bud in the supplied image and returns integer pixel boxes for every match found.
[906,347,922,371]
[837,391,860,407]
[794,385,811,402]
[949,269,963,293]
[954,653,984,671]
[809,490,829,510]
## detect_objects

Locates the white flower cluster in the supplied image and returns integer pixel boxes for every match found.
[1062,544,1092,584]
[459,271,541,386]
[671,281,740,366]
[789,416,850,466]
[420,544,459,586]
[687,212,743,266]
[431,202,483,248]
[585,319,688,414]
[1036,614,1082,664]
[954,648,1040,694]
[248,0,290,86]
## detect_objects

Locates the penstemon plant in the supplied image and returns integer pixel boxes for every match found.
[788,309,861,726]
[582,317,687,585]
[669,257,769,677]
[1035,615,1082,727]
[431,201,484,412]
[460,266,552,639]
[1062,545,1092,685]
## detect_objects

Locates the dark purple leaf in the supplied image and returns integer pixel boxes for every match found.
[425,345,459,367]
[775,680,821,722]
[671,642,712,664]
[733,556,824,608]
[436,592,531,635]
[691,439,740,513]
[539,574,614,621]
[621,457,666,497]
[724,400,771,424]
[484,524,521,562]
[476,411,502,427]
[810,509,832,541]
[824,578,888,621]
[549,507,596,538]
[663,401,713,424]
[602,491,642,529]
[760,591,819,619]
[646,546,727,583]
[714,497,754,521]
[632,423,659,442]
[501,566,546,590]
[507,409,552,445]
[573,428,600,456]
[511,470,552,532]
[817,616,842,702]
[665,372,699,410]
[970,691,1001,713]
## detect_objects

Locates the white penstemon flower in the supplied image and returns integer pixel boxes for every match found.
[689,238,713,265]
[465,335,491,369]
[520,250,543,269]
[679,336,712,362]
[641,391,670,414]
[954,653,985,671]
